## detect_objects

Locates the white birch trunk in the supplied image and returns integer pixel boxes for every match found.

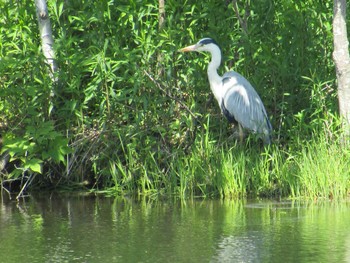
[35,0,57,82]
[333,0,350,139]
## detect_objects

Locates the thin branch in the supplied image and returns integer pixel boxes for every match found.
[144,70,202,152]
[143,70,199,121]
[232,0,248,34]
[16,173,36,200]
[1,181,12,200]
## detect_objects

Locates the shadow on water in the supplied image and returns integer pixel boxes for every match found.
[1,193,350,263]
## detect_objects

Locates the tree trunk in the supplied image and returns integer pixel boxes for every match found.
[333,0,350,139]
[35,0,57,83]
[158,0,165,31]
[157,0,165,76]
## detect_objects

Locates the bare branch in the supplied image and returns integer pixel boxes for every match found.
[143,70,199,120]
[232,0,248,34]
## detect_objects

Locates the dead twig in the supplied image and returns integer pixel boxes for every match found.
[143,70,199,121]
[16,172,36,200]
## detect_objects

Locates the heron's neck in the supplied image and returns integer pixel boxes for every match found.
[207,46,223,102]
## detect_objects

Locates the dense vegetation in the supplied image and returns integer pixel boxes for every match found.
[1,0,349,199]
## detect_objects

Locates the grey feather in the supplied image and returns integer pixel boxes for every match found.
[221,71,272,144]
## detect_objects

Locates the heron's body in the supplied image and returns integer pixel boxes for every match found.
[179,38,272,144]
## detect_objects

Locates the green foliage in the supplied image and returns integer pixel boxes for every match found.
[2,120,71,176]
[0,0,349,198]
[295,137,350,199]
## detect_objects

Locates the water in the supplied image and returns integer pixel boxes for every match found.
[1,193,350,263]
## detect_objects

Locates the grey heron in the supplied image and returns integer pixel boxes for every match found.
[179,38,272,144]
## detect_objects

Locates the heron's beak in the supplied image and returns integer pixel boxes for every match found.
[178,44,197,52]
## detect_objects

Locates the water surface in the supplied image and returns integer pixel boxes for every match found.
[1,194,349,262]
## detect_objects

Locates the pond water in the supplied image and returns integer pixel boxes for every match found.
[0,193,350,263]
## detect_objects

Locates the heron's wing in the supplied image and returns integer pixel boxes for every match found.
[221,71,272,137]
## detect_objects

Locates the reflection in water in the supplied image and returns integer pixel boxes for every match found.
[0,194,350,263]
[214,235,260,262]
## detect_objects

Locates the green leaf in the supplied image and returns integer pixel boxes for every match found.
[24,158,43,174]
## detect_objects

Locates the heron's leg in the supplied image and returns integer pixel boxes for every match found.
[238,124,244,144]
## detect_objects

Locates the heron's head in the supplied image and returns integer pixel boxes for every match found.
[179,38,220,53]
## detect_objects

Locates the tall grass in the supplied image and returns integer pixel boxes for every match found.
[100,114,350,200]
[295,137,350,199]
[174,130,350,199]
